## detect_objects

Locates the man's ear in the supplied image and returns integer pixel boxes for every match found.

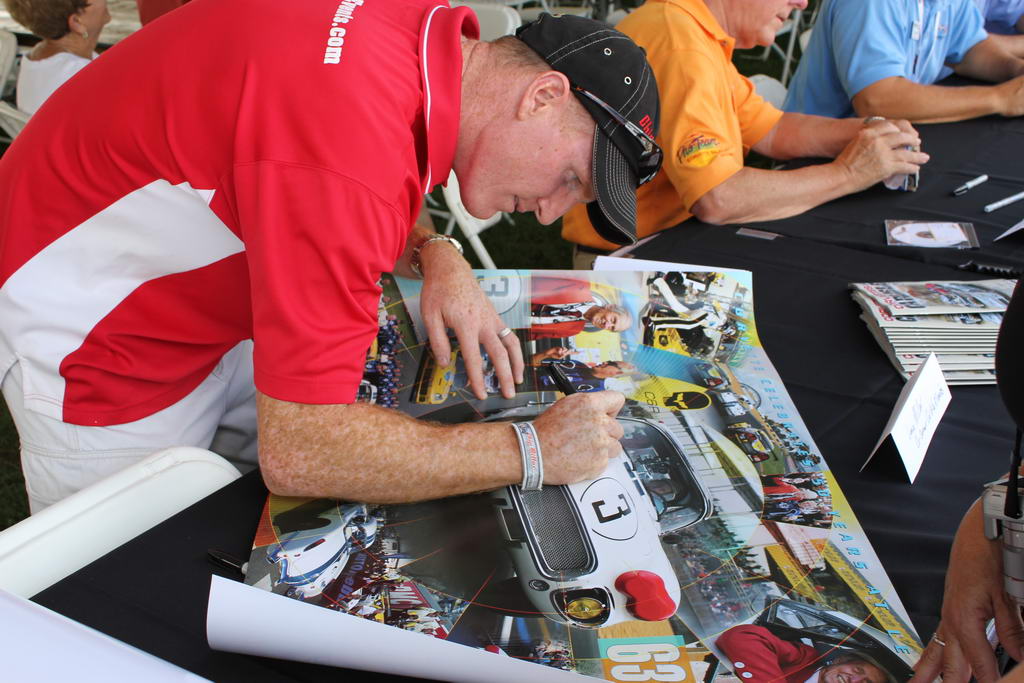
[516,71,572,120]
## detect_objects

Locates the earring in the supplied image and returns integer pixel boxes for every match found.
[81,29,89,39]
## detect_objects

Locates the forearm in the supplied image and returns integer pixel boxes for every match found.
[988,33,1024,60]
[955,37,1024,82]
[258,393,521,502]
[854,78,1006,123]
[755,113,862,160]
[690,165,857,225]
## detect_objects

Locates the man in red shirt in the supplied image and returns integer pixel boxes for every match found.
[0,2,662,511]
[527,276,632,339]
[717,625,892,683]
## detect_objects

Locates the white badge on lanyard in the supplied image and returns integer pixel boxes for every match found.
[912,0,924,40]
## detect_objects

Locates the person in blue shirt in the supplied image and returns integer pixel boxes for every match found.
[976,0,1024,34]
[785,0,1024,123]
[973,0,1024,59]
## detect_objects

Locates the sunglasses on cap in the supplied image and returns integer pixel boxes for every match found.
[572,84,663,186]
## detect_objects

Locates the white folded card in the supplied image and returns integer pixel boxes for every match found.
[862,353,951,482]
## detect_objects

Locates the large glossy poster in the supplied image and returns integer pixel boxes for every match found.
[243,269,921,682]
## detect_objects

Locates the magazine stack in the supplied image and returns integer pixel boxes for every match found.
[850,278,1018,384]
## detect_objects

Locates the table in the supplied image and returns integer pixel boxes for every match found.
[629,226,1018,639]
[30,100,1024,681]
[31,228,1017,680]
[724,110,1024,272]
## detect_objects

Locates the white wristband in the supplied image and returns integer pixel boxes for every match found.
[512,421,544,491]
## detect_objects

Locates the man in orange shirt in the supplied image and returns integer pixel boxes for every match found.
[561,0,931,262]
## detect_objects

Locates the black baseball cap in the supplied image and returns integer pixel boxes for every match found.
[515,13,662,245]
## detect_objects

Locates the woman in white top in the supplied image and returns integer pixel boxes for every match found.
[4,0,110,115]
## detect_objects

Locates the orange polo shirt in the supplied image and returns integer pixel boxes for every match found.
[562,0,784,250]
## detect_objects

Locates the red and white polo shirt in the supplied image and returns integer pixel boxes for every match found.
[0,0,477,425]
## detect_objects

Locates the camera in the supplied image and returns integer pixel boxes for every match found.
[982,478,1024,604]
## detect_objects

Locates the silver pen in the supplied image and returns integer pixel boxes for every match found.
[984,190,1024,213]
[953,174,988,196]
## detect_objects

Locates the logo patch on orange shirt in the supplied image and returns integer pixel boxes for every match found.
[679,133,720,168]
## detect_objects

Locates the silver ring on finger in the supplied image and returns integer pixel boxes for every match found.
[930,633,946,647]
[497,327,513,339]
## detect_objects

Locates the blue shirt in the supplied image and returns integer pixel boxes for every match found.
[974,0,1024,33]
[784,0,988,117]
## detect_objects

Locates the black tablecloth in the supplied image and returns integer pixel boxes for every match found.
[32,470,418,682]
[33,227,1018,680]
[31,106,1024,679]
[685,113,1024,271]
[630,225,1018,639]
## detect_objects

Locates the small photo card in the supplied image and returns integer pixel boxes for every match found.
[885,220,979,249]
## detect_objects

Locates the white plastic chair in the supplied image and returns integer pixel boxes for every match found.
[799,28,812,54]
[605,7,630,26]
[517,4,592,21]
[0,446,241,598]
[760,9,802,86]
[0,30,17,99]
[0,101,29,140]
[441,171,501,269]
[749,74,788,109]
[453,1,522,39]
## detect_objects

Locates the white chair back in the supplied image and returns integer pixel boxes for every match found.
[0,101,29,140]
[0,447,240,598]
[606,8,630,26]
[0,30,17,99]
[518,4,591,21]
[453,2,522,40]
[749,74,788,109]
[799,28,813,54]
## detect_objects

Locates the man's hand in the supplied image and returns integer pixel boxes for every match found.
[833,119,929,193]
[417,238,524,400]
[996,75,1024,117]
[534,391,625,484]
[910,500,1024,683]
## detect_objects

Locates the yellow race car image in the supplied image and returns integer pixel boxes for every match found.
[411,349,459,405]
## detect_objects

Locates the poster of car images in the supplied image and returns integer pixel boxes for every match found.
[244,269,922,682]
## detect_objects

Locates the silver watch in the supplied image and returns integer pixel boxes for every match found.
[410,234,464,278]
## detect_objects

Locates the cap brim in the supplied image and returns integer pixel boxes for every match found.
[587,125,639,246]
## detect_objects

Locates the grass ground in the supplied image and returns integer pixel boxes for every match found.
[0,43,793,531]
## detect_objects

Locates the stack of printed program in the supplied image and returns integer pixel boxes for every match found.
[851,279,1017,385]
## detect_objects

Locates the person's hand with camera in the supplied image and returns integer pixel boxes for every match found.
[911,499,1024,683]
